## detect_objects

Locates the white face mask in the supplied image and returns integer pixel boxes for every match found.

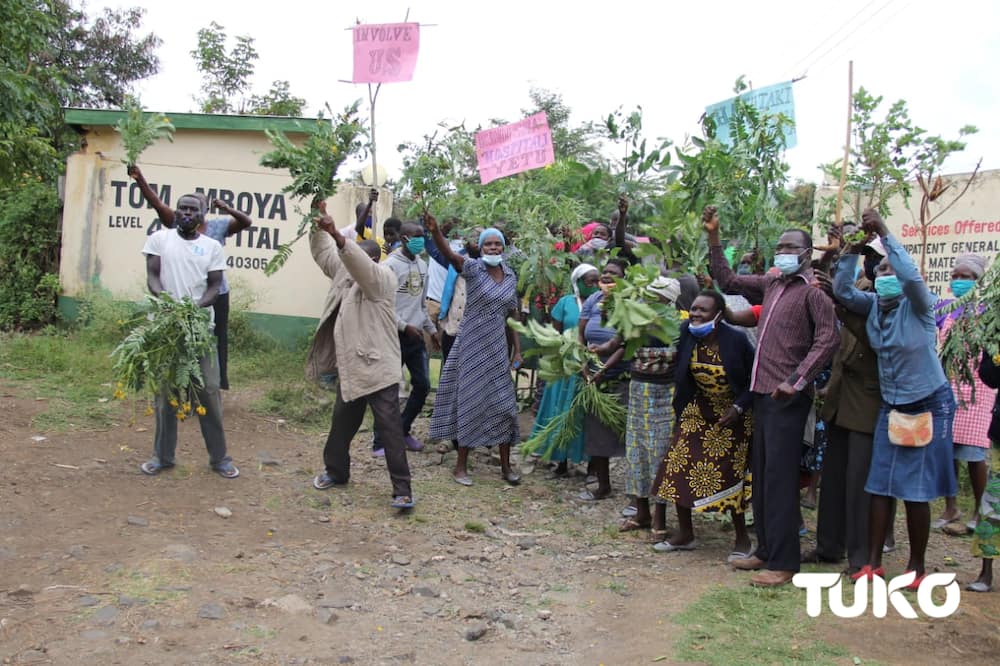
[481,254,502,267]
[589,238,608,250]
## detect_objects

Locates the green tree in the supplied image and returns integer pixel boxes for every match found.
[0,0,161,329]
[819,88,978,273]
[673,77,794,260]
[248,80,306,117]
[191,22,307,116]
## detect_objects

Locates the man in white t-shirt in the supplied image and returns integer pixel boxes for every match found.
[139,193,239,479]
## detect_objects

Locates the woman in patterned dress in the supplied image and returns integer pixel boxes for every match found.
[934,254,996,534]
[425,214,523,486]
[654,290,755,559]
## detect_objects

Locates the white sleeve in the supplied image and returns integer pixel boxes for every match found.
[142,231,163,256]
[208,240,226,273]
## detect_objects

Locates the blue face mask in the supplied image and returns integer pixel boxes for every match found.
[481,254,502,267]
[689,316,718,339]
[874,275,902,298]
[773,253,803,276]
[736,263,751,275]
[405,236,425,255]
[951,279,975,298]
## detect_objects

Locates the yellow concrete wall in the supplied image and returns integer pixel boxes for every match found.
[815,169,999,296]
[60,124,393,319]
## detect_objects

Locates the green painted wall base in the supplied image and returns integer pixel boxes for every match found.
[57,296,318,348]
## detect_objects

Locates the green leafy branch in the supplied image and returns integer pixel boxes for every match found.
[114,96,175,166]
[259,101,367,275]
[602,263,681,358]
[110,293,215,419]
[939,258,1000,403]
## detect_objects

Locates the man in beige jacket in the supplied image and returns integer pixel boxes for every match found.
[310,205,414,509]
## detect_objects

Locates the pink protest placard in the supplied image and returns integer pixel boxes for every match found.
[475,113,555,184]
[352,23,420,83]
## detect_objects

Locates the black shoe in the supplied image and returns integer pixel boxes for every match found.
[800,548,842,564]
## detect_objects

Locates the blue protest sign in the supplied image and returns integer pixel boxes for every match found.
[705,81,797,149]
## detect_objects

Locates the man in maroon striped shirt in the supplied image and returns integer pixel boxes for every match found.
[704,206,839,587]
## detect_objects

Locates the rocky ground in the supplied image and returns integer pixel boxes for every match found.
[2,384,999,665]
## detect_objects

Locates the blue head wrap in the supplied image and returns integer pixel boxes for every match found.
[478,227,506,249]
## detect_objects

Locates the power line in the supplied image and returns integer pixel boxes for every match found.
[798,0,901,76]
[786,0,882,77]
[810,0,916,79]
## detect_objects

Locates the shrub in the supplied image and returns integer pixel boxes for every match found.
[0,181,63,329]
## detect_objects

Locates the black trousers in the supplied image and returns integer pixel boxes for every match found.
[213,292,230,390]
[752,392,812,572]
[441,332,457,367]
[816,424,873,569]
[324,383,412,498]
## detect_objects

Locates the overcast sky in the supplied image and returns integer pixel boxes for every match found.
[115,0,999,186]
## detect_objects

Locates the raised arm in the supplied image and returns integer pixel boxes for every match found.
[703,205,767,301]
[614,195,629,249]
[424,213,464,271]
[832,253,875,315]
[211,198,253,236]
[310,202,343,280]
[864,209,937,314]
[128,165,175,226]
[424,231,450,269]
[355,189,378,238]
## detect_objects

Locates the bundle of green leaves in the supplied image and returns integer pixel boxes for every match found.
[259,101,366,274]
[111,293,215,419]
[939,257,1000,402]
[509,317,627,460]
[114,97,175,166]
[602,263,682,358]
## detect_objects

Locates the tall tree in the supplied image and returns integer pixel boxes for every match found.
[191,22,307,116]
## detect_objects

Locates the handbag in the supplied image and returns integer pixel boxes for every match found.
[887,409,933,447]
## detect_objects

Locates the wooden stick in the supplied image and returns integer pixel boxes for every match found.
[834,61,854,229]
[52,463,79,470]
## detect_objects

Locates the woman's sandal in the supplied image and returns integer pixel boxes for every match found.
[649,529,670,543]
[619,517,651,532]
[578,489,610,501]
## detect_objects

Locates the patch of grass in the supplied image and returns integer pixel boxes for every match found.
[0,332,119,431]
[464,521,487,533]
[111,566,190,606]
[601,579,629,596]
[674,584,848,666]
[243,625,277,640]
[251,381,333,433]
[264,496,283,511]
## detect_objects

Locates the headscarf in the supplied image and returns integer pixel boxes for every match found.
[571,262,598,307]
[478,227,506,249]
[954,253,987,279]
[645,276,681,304]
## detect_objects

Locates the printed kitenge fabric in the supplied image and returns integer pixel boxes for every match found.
[625,380,673,500]
[972,445,1000,559]
[429,259,520,448]
[657,343,752,513]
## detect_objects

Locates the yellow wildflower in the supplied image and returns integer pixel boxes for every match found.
[144,406,154,416]
[113,389,126,400]
[182,402,191,413]
[176,413,185,421]
[994,353,1000,365]
[169,398,179,408]
[679,310,690,320]
[196,405,207,416]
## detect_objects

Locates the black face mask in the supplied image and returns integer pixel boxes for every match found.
[863,254,881,283]
[176,210,202,235]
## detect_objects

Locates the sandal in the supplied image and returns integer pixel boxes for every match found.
[140,459,173,476]
[652,540,697,553]
[619,518,651,532]
[650,529,670,543]
[578,489,610,501]
[453,475,473,487]
[965,580,992,593]
[391,496,415,510]
[941,521,972,537]
[213,462,240,479]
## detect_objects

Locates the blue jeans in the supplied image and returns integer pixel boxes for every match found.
[373,334,431,450]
